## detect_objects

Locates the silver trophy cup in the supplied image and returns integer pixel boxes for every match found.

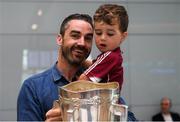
[58,80,128,121]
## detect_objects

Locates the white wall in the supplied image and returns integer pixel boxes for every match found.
[0,0,180,120]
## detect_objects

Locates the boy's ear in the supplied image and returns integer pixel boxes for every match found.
[122,31,128,40]
[56,34,62,46]
[121,31,128,43]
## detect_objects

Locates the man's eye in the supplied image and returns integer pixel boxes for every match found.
[71,34,80,39]
[85,36,93,42]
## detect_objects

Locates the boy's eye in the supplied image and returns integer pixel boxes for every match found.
[95,31,102,35]
[107,33,114,36]
[107,31,115,36]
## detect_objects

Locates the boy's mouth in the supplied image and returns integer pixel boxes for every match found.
[99,44,106,48]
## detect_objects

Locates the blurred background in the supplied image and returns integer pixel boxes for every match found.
[0,0,180,120]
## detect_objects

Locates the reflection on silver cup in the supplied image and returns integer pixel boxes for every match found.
[109,103,128,121]
[58,80,128,121]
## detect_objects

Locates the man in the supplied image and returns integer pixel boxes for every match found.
[152,97,180,121]
[17,13,94,121]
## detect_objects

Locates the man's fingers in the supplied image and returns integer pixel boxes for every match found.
[45,116,62,122]
[45,100,62,121]
[46,108,61,118]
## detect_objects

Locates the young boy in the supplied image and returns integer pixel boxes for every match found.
[79,4,129,90]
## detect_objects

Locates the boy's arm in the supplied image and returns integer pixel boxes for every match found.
[78,60,92,81]
[82,60,92,69]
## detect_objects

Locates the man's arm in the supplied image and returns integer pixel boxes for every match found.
[17,79,44,121]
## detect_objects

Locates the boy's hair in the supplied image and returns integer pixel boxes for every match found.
[60,13,93,36]
[94,4,129,32]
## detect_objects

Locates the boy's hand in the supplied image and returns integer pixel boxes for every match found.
[82,60,92,69]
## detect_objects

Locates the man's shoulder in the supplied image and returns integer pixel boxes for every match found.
[154,112,161,116]
[23,67,53,85]
[153,112,161,116]
[152,112,162,119]
[171,112,180,117]
[170,112,180,120]
[31,67,52,79]
[152,112,163,121]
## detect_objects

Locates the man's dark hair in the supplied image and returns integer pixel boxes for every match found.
[60,13,93,36]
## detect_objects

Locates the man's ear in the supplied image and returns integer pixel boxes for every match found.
[56,34,62,46]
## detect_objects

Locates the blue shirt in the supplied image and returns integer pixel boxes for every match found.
[17,63,69,121]
[17,63,137,121]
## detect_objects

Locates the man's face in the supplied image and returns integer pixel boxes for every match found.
[61,20,93,65]
[161,99,171,114]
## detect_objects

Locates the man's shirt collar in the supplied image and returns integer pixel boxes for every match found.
[52,62,63,82]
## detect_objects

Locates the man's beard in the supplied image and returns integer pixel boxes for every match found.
[61,44,90,66]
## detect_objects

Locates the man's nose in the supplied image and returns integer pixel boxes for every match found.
[77,37,85,46]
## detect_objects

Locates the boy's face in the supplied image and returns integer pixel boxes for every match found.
[94,21,127,53]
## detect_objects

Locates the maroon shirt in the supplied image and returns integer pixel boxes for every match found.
[84,47,123,90]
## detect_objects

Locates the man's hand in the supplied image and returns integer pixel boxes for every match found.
[45,100,62,121]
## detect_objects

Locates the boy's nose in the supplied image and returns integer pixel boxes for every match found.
[100,35,106,41]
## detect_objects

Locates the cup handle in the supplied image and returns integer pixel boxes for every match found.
[110,103,128,121]
[67,106,79,121]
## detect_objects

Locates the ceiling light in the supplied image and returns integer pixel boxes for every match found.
[37,9,43,16]
[31,24,38,30]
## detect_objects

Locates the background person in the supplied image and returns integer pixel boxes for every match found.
[152,97,180,121]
